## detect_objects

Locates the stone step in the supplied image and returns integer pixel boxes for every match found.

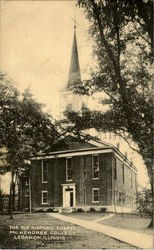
[59,207,75,213]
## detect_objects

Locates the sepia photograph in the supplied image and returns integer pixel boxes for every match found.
[0,0,153,249]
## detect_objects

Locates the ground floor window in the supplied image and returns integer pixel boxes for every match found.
[92,188,99,203]
[84,187,86,205]
[119,192,125,204]
[42,191,48,204]
[114,189,119,203]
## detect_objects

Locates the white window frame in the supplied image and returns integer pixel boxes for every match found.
[66,157,73,181]
[25,178,29,186]
[92,188,100,203]
[131,171,133,188]
[92,154,99,180]
[114,189,119,203]
[42,160,48,183]
[122,163,125,184]
[41,191,48,204]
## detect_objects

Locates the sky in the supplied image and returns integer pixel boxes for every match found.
[1,0,93,116]
[0,0,150,192]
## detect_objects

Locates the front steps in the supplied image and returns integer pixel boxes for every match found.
[59,207,76,213]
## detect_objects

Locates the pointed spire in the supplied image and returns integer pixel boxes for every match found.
[67,24,81,89]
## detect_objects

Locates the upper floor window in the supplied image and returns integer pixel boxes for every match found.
[122,164,125,184]
[131,171,133,188]
[92,188,99,203]
[92,155,99,179]
[114,158,117,179]
[66,158,73,181]
[67,104,72,112]
[119,192,125,204]
[25,186,29,196]
[42,160,48,183]
[25,178,29,186]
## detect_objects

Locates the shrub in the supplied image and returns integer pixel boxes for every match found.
[34,208,44,213]
[136,188,152,216]
[89,207,96,212]
[76,208,84,213]
[47,208,54,212]
[100,207,107,213]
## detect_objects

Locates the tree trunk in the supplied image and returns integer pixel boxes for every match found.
[17,180,21,211]
[148,174,154,228]
[9,167,14,219]
[12,182,15,211]
[0,190,3,211]
[148,216,153,228]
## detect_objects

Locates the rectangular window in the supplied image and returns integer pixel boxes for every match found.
[25,186,29,196]
[83,156,86,178]
[66,158,73,181]
[42,161,48,183]
[42,191,48,204]
[131,171,133,188]
[122,164,125,184]
[114,189,119,203]
[25,178,29,186]
[92,155,99,179]
[84,187,86,205]
[25,178,29,196]
[92,188,99,203]
[119,192,125,204]
[114,158,117,179]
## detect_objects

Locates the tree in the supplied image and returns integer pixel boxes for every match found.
[64,0,153,223]
[136,187,152,216]
[0,72,58,217]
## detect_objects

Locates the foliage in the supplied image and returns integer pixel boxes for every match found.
[136,188,152,216]
[0,72,58,175]
[0,72,59,216]
[89,207,96,212]
[76,208,84,212]
[65,0,153,189]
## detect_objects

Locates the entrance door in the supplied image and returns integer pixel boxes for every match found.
[65,191,71,207]
[62,184,76,208]
[64,191,74,207]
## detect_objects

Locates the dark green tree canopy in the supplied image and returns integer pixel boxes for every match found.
[0,72,58,172]
[65,0,153,188]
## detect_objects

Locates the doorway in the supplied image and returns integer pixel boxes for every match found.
[62,184,76,208]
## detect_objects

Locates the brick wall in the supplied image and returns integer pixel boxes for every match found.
[28,152,137,210]
[113,156,137,208]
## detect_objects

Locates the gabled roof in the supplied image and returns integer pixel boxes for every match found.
[48,134,111,152]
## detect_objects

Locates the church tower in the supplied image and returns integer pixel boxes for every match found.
[60,24,83,114]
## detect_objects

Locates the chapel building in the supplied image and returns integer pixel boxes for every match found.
[20,25,137,213]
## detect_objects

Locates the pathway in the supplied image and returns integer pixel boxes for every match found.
[92,213,114,222]
[48,213,153,249]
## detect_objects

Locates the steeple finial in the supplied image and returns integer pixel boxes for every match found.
[67,19,81,88]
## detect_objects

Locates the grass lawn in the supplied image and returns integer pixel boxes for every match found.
[0,213,138,249]
[98,213,152,235]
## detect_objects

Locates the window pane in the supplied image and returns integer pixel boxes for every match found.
[42,161,48,182]
[25,186,29,196]
[93,189,99,202]
[93,155,99,179]
[42,192,48,204]
[67,158,73,180]
[122,164,125,184]
[114,158,117,179]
